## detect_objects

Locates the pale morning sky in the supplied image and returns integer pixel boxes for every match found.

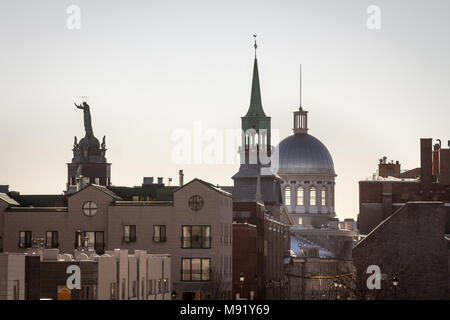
[1,0,450,220]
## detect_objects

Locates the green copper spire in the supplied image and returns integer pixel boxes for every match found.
[245,36,266,117]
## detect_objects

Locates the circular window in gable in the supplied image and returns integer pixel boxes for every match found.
[188,195,204,211]
[82,201,98,217]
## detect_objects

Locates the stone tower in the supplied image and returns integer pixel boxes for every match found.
[232,42,282,219]
[66,102,111,193]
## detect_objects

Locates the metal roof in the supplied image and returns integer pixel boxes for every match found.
[275,133,335,175]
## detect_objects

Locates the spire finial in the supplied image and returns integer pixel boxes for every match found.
[253,34,257,58]
[299,64,302,110]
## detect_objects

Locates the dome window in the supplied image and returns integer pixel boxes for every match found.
[284,186,291,206]
[321,188,327,206]
[310,187,317,206]
[297,186,304,206]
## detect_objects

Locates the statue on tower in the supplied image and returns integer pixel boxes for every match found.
[74,102,94,138]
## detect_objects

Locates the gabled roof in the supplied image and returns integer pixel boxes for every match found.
[68,184,123,200]
[0,193,19,206]
[108,184,176,202]
[174,178,232,197]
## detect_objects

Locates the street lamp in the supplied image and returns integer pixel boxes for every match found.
[171,290,177,300]
[239,273,245,300]
[392,276,399,300]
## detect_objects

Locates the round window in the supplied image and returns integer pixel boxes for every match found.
[82,201,98,217]
[188,195,204,211]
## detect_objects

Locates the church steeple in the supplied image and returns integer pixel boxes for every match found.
[245,57,266,117]
[241,35,271,155]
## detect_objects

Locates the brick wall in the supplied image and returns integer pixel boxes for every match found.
[353,202,449,300]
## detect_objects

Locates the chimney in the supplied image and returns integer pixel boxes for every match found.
[179,170,184,187]
[157,177,163,184]
[143,177,154,185]
[432,142,441,176]
[420,138,432,188]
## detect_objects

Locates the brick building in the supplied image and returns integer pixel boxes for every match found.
[355,138,450,299]
[232,202,290,300]
[353,202,449,299]
[228,42,292,300]
[359,138,450,235]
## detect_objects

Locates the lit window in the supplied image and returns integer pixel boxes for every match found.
[321,188,326,206]
[298,218,303,225]
[297,186,304,206]
[285,186,291,205]
[310,187,316,206]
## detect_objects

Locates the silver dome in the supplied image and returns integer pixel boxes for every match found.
[275,133,335,175]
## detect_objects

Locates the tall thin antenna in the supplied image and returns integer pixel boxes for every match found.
[299,64,302,109]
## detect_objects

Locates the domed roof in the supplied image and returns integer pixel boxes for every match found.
[276,133,335,175]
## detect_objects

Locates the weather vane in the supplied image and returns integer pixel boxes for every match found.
[253,34,257,58]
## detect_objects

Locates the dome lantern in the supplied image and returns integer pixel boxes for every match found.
[293,107,308,134]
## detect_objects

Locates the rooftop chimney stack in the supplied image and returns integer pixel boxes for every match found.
[179,170,184,187]
[420,138,433,190]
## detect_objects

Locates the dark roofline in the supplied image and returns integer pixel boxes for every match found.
[68,184,123,200]
[174,178,232,197]
[0,193,19,206]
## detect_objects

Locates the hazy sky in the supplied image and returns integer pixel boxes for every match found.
[1,0,450,220]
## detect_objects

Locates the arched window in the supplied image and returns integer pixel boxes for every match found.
[285,186,291,206]
[297,186,304,206]
[310,187,316,206]
[321,188,326,206]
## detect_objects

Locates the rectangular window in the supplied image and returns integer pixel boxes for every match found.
[0,236,3,253]
[310,187,317,206]
[321,188,326,206]
[297,187,304,206]
[19,231,32,248]
[181,258,211,281]
[181,226,211,249]
[284,186,291,205]
[74,231,104,254]
[46,231,58,248]
[123,225,136,242]
[153,225,166,243]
